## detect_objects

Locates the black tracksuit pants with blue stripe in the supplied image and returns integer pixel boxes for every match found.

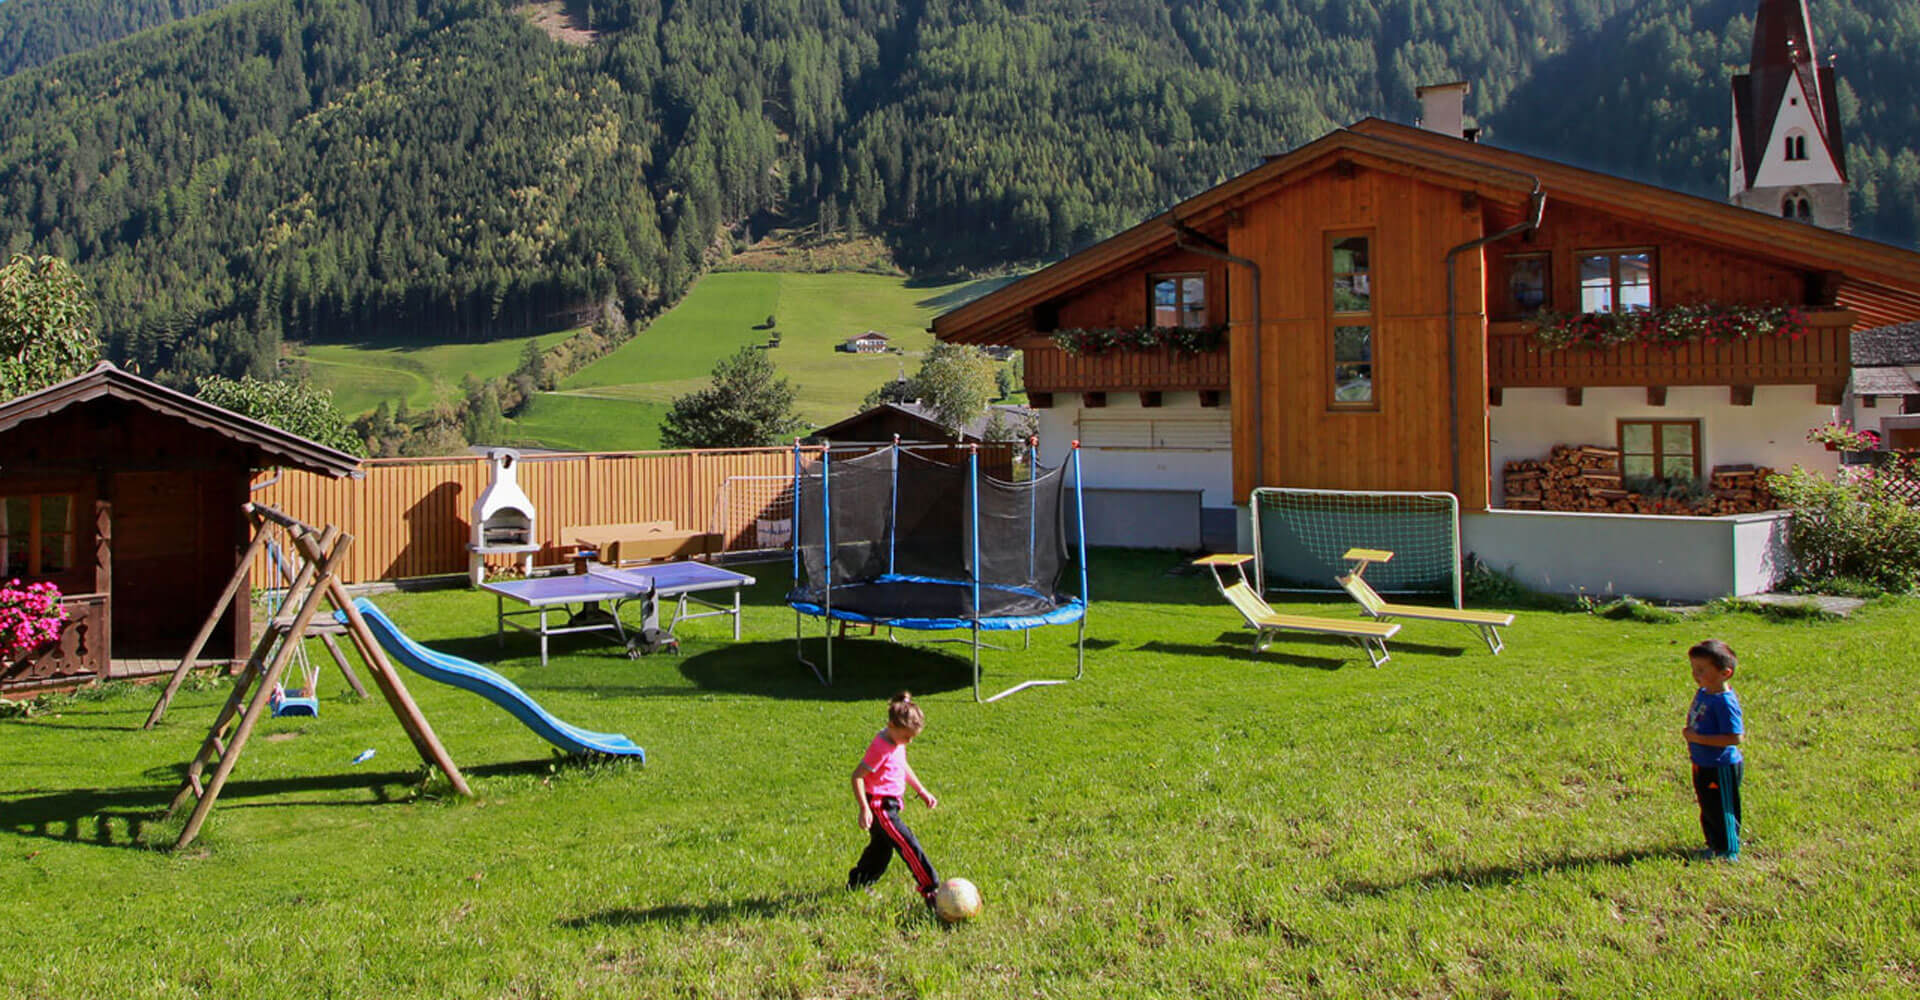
[849,795,939,903]
[1692,761,1744,858]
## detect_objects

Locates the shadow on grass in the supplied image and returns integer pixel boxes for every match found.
[1326,845,1696,900]
[0,758,611,851]
[672,639,977,701]
[559,889,832,929]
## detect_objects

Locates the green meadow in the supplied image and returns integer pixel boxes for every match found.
[4,551,1918,997]
[297,330,577,417]
[541,272,1000,451]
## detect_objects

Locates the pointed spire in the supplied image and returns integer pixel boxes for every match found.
[1750,0,1819,72]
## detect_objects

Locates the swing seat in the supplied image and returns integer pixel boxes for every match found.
[270,689,319,717]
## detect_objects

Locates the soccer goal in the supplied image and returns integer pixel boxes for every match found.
[1250,488,1461,608]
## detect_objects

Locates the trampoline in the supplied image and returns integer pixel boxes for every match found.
[787,439,1090,702]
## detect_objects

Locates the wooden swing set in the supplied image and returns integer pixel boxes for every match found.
[144,503,470,849]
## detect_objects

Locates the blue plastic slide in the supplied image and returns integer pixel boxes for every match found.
[343,599,645,760]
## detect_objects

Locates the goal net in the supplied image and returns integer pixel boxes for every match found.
[1250,488,1461,607]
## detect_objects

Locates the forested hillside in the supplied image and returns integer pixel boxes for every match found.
[0,0,1913,388]
[0,0,247,77]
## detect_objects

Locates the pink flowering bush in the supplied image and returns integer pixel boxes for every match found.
[0,579,68,661]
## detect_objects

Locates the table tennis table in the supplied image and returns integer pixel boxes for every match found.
[480,562,757,665]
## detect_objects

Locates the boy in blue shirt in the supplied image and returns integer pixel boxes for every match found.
[1683,639,1745,860]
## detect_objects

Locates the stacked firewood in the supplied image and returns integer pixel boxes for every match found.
[1501,445,1777,514]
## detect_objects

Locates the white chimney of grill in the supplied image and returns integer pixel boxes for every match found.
[1416,81,1471,139]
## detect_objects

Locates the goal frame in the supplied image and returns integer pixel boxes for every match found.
[1249,487,1462,608]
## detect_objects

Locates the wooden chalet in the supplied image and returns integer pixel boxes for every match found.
[933,118,1920,528]
[0,362,360,691]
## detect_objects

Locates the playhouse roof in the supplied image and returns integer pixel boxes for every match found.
[0,361,363,478]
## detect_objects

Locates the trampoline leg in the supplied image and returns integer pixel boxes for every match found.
[971,622,981,703]
[796,609,831,686]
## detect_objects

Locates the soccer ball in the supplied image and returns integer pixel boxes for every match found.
[933,878,981,923]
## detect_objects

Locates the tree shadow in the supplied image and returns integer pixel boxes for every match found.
[558,889,832,929]
[1325,845,1697,901]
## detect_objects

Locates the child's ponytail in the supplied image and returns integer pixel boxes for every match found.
[888,690,925,730]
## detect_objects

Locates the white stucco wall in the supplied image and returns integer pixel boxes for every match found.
[1489,385,1838,504]
[1035,391,1234,508]
[1464,509,1794,601]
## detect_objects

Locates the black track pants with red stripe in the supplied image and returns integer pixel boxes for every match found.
[849,795,939,902]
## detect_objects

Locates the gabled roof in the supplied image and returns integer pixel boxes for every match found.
[932,127,1540,344]
[936,118,1920,345]
[810,401,1028,443]
[1853,322,1920,366]
[0,362,362,477]
[1851,367,1916,397]
[1345,119,1918,325]
[1732,0,1845,186]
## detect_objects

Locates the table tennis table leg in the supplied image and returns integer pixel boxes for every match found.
[539,607,551,666]
[495,593,505,648]
[731,588,741,640]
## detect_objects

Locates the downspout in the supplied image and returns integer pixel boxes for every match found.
[1443,182,1544,502]
[1172,218,1261,507]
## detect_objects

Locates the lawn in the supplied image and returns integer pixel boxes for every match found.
[4,551,1917,997]
[298,330,578,417]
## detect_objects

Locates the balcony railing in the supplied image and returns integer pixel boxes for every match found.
[1021,342,1231,394]
[0,592,107,692]
[1489,309,1852,390]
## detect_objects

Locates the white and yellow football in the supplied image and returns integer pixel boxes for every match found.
[933,877,981,923]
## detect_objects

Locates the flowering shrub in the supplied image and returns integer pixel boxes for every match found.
[1807,421,1879,451]
[0,579,68,661]
[1051,323,1228,356]
[1531,303,1806,350]
[1772,463,1920,592]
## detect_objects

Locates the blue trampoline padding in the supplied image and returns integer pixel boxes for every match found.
[789,575,1086,631]
[341,599,644,760]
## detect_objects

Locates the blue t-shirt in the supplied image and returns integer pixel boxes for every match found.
[1687,688,1744,767]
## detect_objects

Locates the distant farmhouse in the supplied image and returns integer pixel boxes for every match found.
[840,331,890,353]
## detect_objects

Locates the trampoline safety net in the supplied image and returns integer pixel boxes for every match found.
[789,449,1072,623]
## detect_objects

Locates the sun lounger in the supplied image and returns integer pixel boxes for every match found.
[1336,548,1514,654]
[1194,554,1400,667]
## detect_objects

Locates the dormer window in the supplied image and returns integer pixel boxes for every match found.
[1784,132,1808,161]
[1150,274,1207,328]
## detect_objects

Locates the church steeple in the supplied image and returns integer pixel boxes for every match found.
[1729,0,1849,230]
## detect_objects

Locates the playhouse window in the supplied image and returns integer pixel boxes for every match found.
[0,493,75,578]
[1150,274,1208,328]
[1579,250,1654,313]
[1329,233,1376,408]
[1618,420,1700,484]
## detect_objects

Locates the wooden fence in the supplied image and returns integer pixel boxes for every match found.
[249,443,1015,586]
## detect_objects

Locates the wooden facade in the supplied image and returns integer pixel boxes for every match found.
[932,120,1920,511]
[0,364,358,691]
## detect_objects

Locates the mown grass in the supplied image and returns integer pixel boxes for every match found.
[297,330,577,417]
[505,393,668,452]
[5,551,1917,997]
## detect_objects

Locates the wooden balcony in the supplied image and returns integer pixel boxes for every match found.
[1021,341,1231,394]
[0,592,107,692]
[1488,309,1853,394]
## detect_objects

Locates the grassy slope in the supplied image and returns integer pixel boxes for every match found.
[4,552,1918,997]
[546,272,992,450]
[297,330,577,417]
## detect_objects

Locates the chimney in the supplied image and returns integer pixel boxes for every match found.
[1416,81,1471,139]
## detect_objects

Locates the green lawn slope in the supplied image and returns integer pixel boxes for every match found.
[3,552,1917,997]
[546,272,1001,450]
[298,330,575,417]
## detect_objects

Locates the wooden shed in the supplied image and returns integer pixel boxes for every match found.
[0,362,360,691]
